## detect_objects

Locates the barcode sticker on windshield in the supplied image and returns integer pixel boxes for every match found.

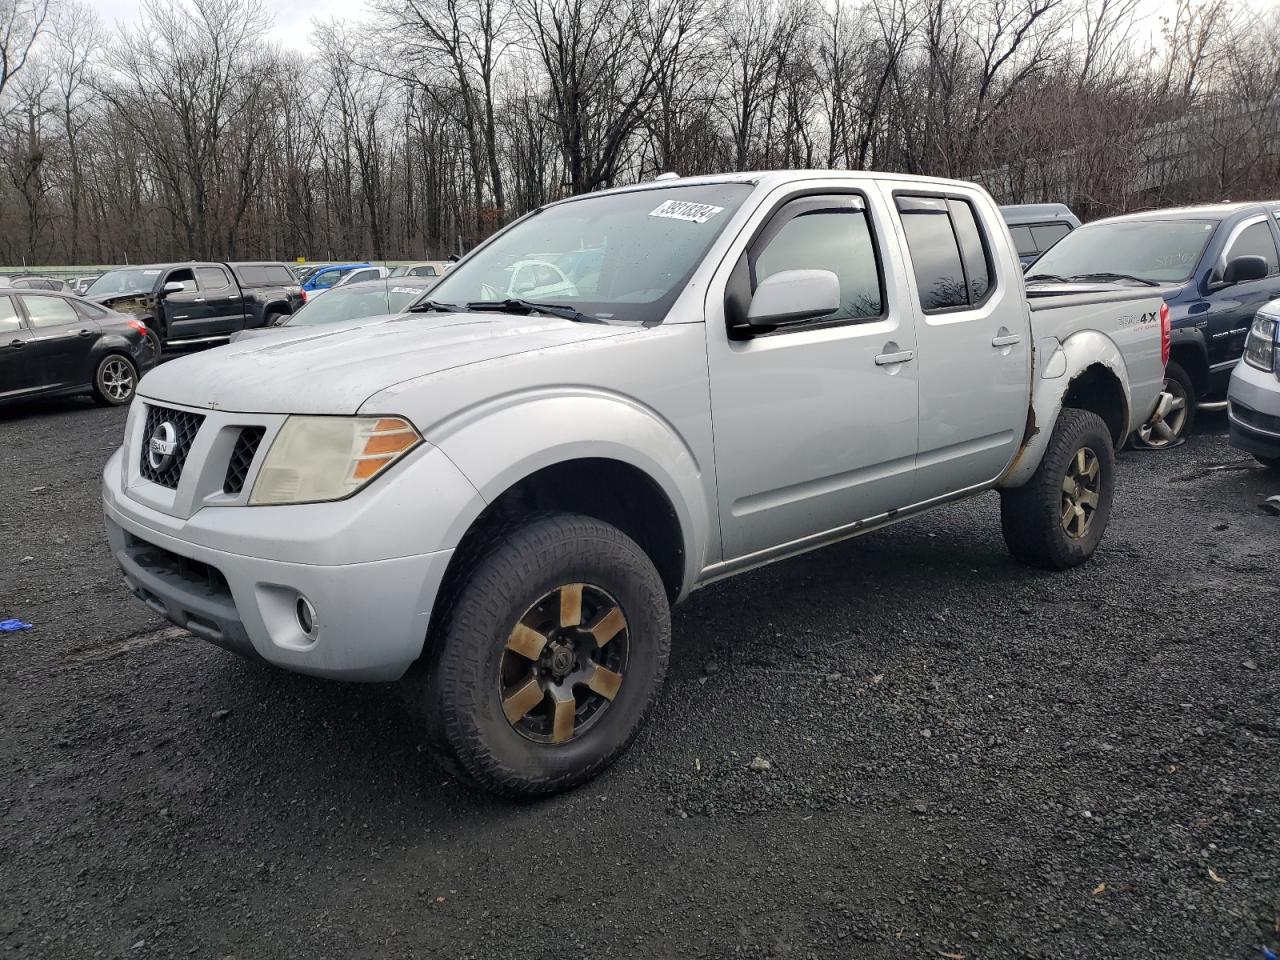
[649,200,724,224]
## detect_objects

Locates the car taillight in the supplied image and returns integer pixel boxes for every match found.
[1159,302,1170,366]
[127,320,148,336]
[300,289,308,303]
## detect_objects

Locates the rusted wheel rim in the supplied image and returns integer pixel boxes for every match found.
[498,583,629,744]
[1061,446,1101,539]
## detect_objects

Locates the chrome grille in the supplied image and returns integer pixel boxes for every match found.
[139,405,205,489]
[223,427,266,494]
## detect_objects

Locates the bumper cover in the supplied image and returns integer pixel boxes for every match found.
[1228,361,1280,461]
[103,449,460,681]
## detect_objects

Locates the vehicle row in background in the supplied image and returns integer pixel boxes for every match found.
[0,288,156,407]
[1025,201,1280,448]
[84,261,303,350]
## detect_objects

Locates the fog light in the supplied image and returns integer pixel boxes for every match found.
[296,596,317,637]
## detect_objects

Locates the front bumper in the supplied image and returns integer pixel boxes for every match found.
[1228,360,1280,461]
[101,421,480,680]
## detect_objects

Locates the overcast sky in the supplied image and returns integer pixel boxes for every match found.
[82,0,1280,54]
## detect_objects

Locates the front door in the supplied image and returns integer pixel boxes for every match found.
[883,185,1030,501]
[158,267,217,340]
[1204,215,1280,372]
[194,265,245,334]
[706,187,920,563]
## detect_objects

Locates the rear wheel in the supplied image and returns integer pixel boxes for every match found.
[1001,409,1116,570]
[92,354,137,406]
[403,513,671,797]
[1134,359,1194,448]
[264,311,286,327]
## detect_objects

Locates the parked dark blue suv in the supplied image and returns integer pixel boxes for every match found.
[1025,202,1280,446]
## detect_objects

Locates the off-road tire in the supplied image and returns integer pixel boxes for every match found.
[91,354,138,406]
[1000,408,1116,570]
[403,513,671,797]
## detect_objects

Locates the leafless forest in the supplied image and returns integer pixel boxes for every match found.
[0,0,1278,264]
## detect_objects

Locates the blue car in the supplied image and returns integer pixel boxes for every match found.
[299,262,372,296]
[1026,202,1280,447]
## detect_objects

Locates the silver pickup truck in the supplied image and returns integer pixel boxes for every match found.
[102,171,1167,796]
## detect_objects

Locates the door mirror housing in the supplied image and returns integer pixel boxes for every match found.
[746,269,841,328]
[1221,254,1268,286]
[162,280,188,295]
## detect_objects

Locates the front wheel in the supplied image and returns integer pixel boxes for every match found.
[403,513,672,797]
[1000,409,1117,570]
[92,354,138,406]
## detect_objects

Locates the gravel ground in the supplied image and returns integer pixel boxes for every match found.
[1,395,1277,960]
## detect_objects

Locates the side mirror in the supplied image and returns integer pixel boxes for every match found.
[746,269,840,327]
[1222,254,1268,286]
[162,280,188,295]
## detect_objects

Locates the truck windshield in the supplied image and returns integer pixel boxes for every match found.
[1030,219,1217,283]
[428,182,754,323]
[85,268,163,297]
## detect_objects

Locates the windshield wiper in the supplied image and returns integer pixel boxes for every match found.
[1024,272,1072,283]
[465,298,605,324]
[407,299,463,313]
[1069,272,1159,287]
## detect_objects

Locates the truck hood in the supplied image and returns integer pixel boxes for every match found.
[137,312,640,414]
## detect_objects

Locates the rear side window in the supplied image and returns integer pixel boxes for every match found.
[897,195,994,312]
[1225,220,1280,276]
[0,295,21,334]
[1030,222,1071,251]
[197,266,232,290]
[21,295,79,328]
[750,194,883,325]
[72,300,108,320]
[1009,225,1036,257]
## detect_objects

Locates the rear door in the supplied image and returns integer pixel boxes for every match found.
[194,265,245,333]
[885,185,1030,501]
[706,184,920,562]
[0,294,34,397]
[16,294,94,389]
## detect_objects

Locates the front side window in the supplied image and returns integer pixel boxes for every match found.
[21,295,79,328]
[749,194,883,325]
[0,295,22,334]
[428,182,754,324]
[1224,220,1280,276]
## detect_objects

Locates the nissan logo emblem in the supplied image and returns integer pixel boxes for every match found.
[148,421,179,472]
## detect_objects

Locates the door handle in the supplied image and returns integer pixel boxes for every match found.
[8,339,24,349]
[992,333,1021,347]
[875,349,914,366]
[77,328,92,337]
[193,297,205,302]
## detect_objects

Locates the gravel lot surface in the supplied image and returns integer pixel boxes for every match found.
[1,395,1277,960]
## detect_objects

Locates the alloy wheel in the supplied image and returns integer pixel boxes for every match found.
[100,358,135,402]
[498,583,629,744]
[1061,446,1101,539]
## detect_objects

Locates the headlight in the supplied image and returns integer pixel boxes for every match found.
[249,416,422,505]
[1243,314,1276,372]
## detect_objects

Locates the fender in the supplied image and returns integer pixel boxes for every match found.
[999,329,1132,489]
[421,388,713,597]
